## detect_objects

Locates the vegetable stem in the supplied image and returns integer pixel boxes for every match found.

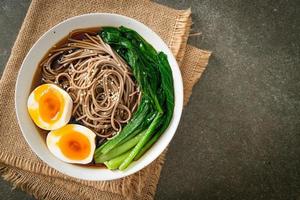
[94,130,146,163]
[134,132,160,161]
[104,151,131,170]
[99,100,150,154]
[119,113,162,170]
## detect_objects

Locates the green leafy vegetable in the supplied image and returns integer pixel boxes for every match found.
[94,26,174,170]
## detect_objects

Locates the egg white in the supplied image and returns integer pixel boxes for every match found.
[27,84,73,130]
[46,124,96,164]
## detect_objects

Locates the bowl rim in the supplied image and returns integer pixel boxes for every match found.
[15,13,183,181]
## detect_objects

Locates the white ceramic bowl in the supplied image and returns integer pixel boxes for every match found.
[15,13,183,181]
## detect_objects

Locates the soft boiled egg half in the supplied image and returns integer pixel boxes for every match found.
[46,124,96,164]
[27,83,73,130]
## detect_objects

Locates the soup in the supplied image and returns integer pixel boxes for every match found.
[27,26,174,170]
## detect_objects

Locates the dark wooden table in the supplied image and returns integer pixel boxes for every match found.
[1,0,299,199]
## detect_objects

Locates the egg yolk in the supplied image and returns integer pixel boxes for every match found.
[58,131,91,160]
[39,89,61,123]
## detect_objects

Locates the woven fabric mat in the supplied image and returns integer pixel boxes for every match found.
[0,0,211,199]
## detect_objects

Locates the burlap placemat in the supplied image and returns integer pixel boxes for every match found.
[0,0,211,199]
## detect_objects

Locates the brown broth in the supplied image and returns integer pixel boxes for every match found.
[31,27,107,168]
[74,162,106,169]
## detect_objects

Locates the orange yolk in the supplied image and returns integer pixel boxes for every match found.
[39,89,61,123]
[57,131,91,160]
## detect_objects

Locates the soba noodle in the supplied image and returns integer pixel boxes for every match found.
[41,29,141,138]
